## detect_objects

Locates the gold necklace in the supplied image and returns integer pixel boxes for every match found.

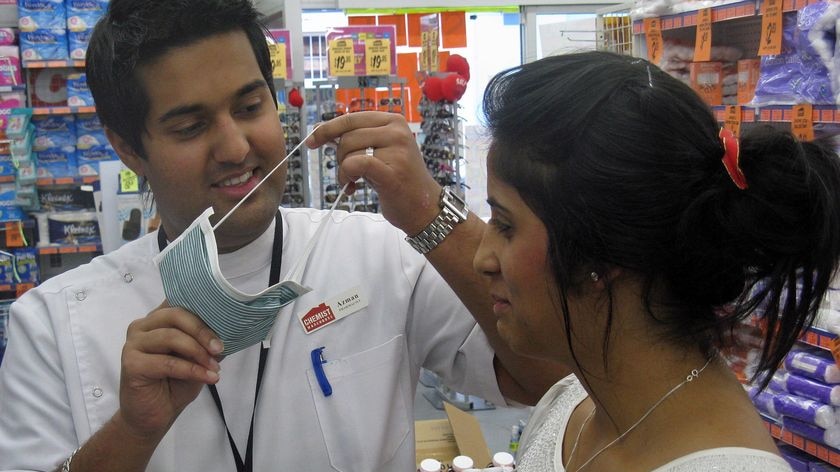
[565,357,714,472]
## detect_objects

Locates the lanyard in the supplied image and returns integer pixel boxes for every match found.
[157,211,283,472]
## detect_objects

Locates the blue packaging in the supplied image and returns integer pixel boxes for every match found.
[67,72,93,106]
[13,247,38,284]
[0,254,13,285]
[76,114,107,149]
[17,0,66,31]
[66,0,107,31]
[0,182,15,206]
[33,115,76,151]
[20,28,68,61]
[0,160,15,179]
[36,146,77,179]
[47,211,100,244]
[77,146,118,176]
[68,29,93,60]
[779,444,812,472]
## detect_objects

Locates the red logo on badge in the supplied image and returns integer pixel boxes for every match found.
[302,303,336,333]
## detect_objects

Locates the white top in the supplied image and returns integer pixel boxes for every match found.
[0,207,504,472]
[516,375,793,472]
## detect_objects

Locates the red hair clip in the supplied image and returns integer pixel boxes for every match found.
[719,128,747,190]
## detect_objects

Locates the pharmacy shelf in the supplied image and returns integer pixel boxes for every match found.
[35,176,98,187]
[764,417,840,466]
[0,282,35,296]
[711,105,840,124]
[37,244,102,255]
[800,327,838,352]
[22,60,85,69]
[632,0,821,34]
[31,106,96,116]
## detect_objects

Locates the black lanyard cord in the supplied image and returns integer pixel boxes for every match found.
[158,211,283,472]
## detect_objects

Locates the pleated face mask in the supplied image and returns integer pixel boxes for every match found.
[152,127,347,356]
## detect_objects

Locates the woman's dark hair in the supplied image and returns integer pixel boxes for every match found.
[483,51,840,388]
[86,0,276,158]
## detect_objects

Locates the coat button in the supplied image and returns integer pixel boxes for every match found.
[123,273,133,283]
[75,290,86,301]
[92,387,103,398]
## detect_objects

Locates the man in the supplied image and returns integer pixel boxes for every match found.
[0,1,563,470]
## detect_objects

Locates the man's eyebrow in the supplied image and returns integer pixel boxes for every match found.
[157,80,267,124]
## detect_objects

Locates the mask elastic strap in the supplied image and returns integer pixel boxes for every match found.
[286,182,349,284]
[212,124,321,231]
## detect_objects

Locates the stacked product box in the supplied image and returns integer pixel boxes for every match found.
[18,0,68,61]
[33,115,76,179]
[66,0,108,60]
[75,114,117,176]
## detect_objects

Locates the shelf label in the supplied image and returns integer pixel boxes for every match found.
[830,336,840,368]
[328,39,355,77]
[364,38,391,76]
[269,43,287,79]
[694,8,712,62]
[758,0,783,56]
[4,221,23,248]
[792,104,814,142]
[644,18,663,65]
[724,105,742,137]
[119,169,140,194]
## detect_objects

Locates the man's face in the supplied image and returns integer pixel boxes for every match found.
[127,30,286,252]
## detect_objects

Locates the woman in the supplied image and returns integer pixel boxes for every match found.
[474,51,840,471]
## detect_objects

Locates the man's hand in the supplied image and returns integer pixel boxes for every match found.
[119,300,223,439]
[307,111,442,236]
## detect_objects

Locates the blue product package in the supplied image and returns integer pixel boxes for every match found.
[47,211,100,244]
[13,247,38,284]
[810,461,840,471]
[33,115,76,151]
[0,159,16,179]
[753,15,800,105]
[36,146,77,179]
[0,207,24,222]
[77,146,118,176]
[67,73,93,106]
[20,28,68,61]
[68,29,93,60]
[76,114,107,149]
[0,182,15,206]
[33,115,76,136]
[0,255,12,286]
[17,0,66,31]
[66,0,106,31]
[779,444,813,472]
[795,2,835,104]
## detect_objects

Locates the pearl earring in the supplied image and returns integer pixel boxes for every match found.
[590,272,600,282]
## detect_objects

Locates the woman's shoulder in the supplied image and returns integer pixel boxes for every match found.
[653,447,792,472]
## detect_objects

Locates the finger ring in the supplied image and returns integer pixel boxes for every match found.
[365,147,375,157]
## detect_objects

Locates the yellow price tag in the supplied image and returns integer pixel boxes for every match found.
[269,43,287,79]
[365,38,391,76]
[119,169,140,193]
[328,39,354,77]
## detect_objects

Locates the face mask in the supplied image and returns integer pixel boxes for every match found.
[153,127,346,356]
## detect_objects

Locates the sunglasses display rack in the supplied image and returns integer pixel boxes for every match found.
[419,97,466,200]
[276,79,310,209]
[313,76,406,213]
[280,108,308,208]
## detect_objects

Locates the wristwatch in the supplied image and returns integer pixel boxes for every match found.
[405,187,469,254]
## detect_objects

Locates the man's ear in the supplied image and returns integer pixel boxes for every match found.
[105,127,146,177]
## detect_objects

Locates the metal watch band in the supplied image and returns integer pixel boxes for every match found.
[405,187,468,254]
[61,447,80,472]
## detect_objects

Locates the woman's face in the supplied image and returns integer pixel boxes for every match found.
[473,165,569,361]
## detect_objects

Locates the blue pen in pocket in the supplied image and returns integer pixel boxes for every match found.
[311,346,333,397]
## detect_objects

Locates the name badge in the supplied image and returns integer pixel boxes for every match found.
[299,286,368,334]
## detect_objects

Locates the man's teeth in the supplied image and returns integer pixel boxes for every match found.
[219,170,253,187]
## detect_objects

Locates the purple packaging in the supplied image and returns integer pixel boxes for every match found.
[783,416,840,448]
[810,461,840,471]
[773,393,837,429]
[786,350,840,384]
[753,15,799,105]
[750,387,780,419]
[783,372,840,406]
[779,444,813,472]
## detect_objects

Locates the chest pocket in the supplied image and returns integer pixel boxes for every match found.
[307,334,411,472]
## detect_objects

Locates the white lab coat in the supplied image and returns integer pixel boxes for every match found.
[0,207,504,471]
